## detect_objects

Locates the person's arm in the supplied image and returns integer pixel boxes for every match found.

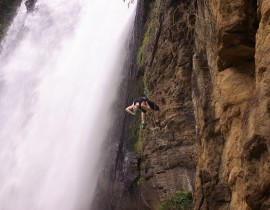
[125,105,136,115]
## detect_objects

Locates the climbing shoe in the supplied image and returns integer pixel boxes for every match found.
[155,121,161,127]
[142,122,147,129]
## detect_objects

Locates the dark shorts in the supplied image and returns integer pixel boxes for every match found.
[147,100,160,111]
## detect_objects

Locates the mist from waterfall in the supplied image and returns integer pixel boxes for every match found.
[0,0,136,209]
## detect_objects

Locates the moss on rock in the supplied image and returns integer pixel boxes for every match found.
[159,191,193,210]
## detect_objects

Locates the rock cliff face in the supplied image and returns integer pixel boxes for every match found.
[0,0,22,39]
[193,1,270,209]
[138,0,196,209]
[107,0,270,209]
[94,1,198,209]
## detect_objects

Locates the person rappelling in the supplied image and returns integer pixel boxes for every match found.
[125,95,160,129]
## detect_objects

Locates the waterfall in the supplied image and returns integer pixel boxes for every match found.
[0,0,136,209]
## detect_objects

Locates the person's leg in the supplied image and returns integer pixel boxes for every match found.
[147,101,160,125]
[141,111,146,123]
[141,112,147,128]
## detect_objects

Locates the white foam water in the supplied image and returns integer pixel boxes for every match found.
[0,0,136,209]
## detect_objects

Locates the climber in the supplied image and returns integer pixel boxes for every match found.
[125,96,160,129]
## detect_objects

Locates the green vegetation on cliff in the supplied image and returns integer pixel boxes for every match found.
[137,20,153,67]
[159,191,193,210]
[136,2,155,68]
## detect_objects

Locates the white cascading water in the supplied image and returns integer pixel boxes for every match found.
[0,0,136,209]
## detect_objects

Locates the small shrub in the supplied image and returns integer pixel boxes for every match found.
[159,191,193,210]
[137,177,143,186]
[143,87,149,96]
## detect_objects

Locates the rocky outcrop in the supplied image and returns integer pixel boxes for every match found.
[192,0,270,209]
[96,0,270,209]
[127,0,270,209]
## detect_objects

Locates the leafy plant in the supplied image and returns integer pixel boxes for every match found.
[143,87,149,96]
[159,191,193,210]
[137,177,143,186]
